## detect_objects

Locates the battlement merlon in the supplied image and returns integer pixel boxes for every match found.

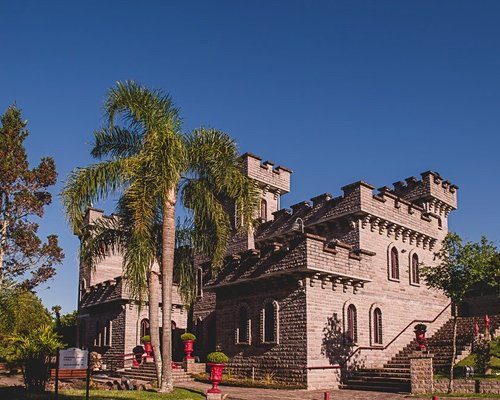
[83,207,104,227]
[241,152,292,195]
[391,171,458,211]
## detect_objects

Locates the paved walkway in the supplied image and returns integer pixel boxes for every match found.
[179,381,409,400]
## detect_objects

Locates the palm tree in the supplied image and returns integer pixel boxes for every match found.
[62,81,258,392]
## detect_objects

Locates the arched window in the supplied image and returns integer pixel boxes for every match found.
[260,199,267,221]
[262,301,278,343]
[390,247,399,280]
[196,268,203,298]
[346,304,357,343]
[373,308,383,345]
[411,253,420,284]
[236,306,251,344]
[140,318,150,338]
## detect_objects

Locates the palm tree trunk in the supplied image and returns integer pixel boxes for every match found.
[448,307,458,393]
[148,267,162,384]
[158,188,177,393]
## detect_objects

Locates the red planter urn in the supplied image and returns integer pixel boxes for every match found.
[415,330,426,351]
[207,363,225,394]
[183,339,194,360]
[143,341,152,357]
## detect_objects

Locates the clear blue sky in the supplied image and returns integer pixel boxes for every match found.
[1,1,499,313]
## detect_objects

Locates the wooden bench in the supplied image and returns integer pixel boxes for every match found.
[50,368,88,379]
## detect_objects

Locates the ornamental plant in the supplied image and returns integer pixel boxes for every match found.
[414,323,427,332]
[207,351,229,364]
[180,332,196,341]
[140,335,151,343]
[8,325,64,392]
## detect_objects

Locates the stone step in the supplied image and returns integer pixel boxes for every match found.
[341,383,409,393]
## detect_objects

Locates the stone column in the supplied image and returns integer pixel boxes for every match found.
[409,351,434,394]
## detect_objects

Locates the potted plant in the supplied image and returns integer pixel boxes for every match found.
[140,335,152,357]
[180,333,196,360]
[414,323,427,350]
[206,351,229,394]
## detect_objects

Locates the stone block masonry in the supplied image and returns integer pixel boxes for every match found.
[409,352,434,394]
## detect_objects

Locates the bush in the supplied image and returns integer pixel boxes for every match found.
[140,335,151,343]
[207,351,229,364]
[8,325,63,392]
[414,323,427,331]
[180,333,196,341]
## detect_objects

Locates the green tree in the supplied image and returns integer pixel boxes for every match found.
[0,105,64,290]
[62,81,258,392]
[421,232,497,393]
[0,287,51,361]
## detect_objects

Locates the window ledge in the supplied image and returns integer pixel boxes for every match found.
[410,282,421,287]
[388,277,400,283]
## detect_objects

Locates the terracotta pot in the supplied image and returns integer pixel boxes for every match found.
[143,342,152,357]
[207,362,225,394]
[415,330,426,350]
[183,339,194,360]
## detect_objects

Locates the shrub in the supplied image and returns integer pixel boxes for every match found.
[8,325,64,392]
[414,323,427,332]
[140,335,151,343]
[207,351,229,364]
[180,333,196,341]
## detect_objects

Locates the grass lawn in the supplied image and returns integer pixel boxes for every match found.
[416,394,500,398]
[0,387,204,400]
[450,337,500,378]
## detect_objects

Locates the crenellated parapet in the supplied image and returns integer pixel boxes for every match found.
[391,171,458,214]
[256,170,457,250]
[240,152,291,195]
[210,232,373,295]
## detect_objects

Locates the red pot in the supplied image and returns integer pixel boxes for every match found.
[183,339,194,360]
[415,330,426,351]
[207,363,225,394]
[143,341,152,357]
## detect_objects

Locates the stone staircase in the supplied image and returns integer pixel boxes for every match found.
[342,314,500,393]
[120,361,196,384]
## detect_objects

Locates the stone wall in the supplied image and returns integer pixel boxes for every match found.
[434,379,500,394]
[215,279,307,387]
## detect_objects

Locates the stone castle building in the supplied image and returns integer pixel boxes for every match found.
[76,152,458,389]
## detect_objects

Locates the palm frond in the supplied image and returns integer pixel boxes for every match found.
[91,126,144,160]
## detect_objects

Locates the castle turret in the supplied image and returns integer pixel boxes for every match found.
[227,153,292,253]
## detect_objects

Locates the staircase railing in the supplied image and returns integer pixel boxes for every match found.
[341,302,452,366]
[106,353,137,374]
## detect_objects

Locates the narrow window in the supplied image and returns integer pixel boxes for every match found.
[237,306,250,344]
[373,308,383,345]
[412,254,420,284]
[260,199,267,221]
[140,318,150,338]
[196,268,203,297]
[104,320,112,346]
[264,303,275,343]
[346,304,357,343]
[79,279,86,300]
[94,320,101,347]
[78,320,87,348]
[390,247,399,280]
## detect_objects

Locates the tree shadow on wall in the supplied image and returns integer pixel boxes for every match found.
[321,313,364,381]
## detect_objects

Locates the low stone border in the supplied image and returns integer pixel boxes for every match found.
[434,378,500,394]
